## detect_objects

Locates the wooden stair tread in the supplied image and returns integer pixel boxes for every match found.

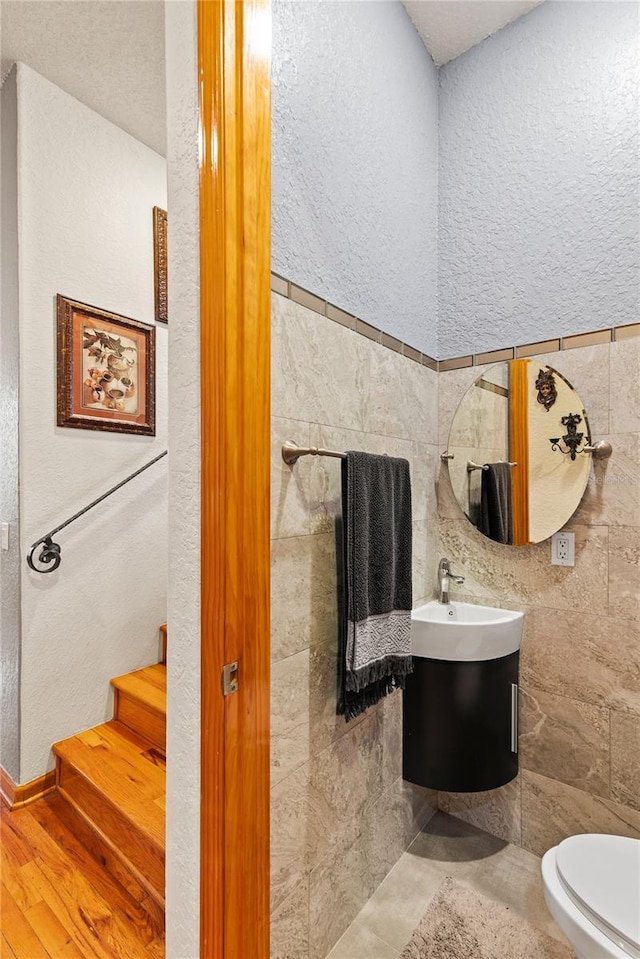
[111,664,166,715]
[53,721,165,849]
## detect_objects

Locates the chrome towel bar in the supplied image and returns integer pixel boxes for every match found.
[467,461,518,472]
[282,440,347,466]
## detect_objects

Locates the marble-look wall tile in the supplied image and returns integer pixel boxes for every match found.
[611,709,640,813]
[440,519,609,615]
[448,379,508,451]
[520,606,640,708]
[368,341,438,443]
[308,776,437,959]
[532,344,611,436]
[271,649,311,786]
[435,336,640,864]
[411,443,439,524]
[380,691,403,792]
[521,770,640,858]
[439,364,490,447]
[401,779,439,844]
[271,761,334,911]
[270,288,443,956]
[519,687,610,798]
[308,707,386,869]
[438,776,521,846]
[272,293,371,431]
[436,458,463,521]
[307,425,413,535]
[308,823,377,959]
[367,777,438,882]
[271,533,338,662]
[308,639,366,755]
[271,877,309,959]
[570,433,640,529]
[271,417,312,539]
[610,337,640,434]
[609,526,640,621]
[271,724,311,792]
[412,519,434,604]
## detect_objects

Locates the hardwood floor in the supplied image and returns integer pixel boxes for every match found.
[0,795,165,959]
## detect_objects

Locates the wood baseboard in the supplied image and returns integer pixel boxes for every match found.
[0,765,57,810]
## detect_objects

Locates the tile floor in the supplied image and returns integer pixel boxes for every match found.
[326,811,570,958]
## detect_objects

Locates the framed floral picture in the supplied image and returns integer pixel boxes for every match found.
[57,295,156,435]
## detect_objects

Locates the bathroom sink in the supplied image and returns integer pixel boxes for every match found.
[411,600,524,662]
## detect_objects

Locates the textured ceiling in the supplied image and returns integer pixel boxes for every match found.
[402,0,544,65]
[0,0,166,155]
[0,0,545,155]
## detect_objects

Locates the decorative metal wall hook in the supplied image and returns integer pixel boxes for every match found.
[549,412,587,461]
[27,537,62,573]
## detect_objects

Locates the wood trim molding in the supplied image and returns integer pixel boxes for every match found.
[0,766,57,810]
[198,1,271,957]
[509,360,531,547]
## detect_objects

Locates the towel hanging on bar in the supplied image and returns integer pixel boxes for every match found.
[337,451,413,721]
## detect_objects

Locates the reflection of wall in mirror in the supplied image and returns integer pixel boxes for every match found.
[448,378,508,519]
[527,364,591,543]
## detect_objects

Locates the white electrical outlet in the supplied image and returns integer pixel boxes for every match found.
[551,531,575,567]
[1,523,9,551]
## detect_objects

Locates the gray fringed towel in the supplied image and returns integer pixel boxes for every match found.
[337,451,413,720]
[480,463,513,545]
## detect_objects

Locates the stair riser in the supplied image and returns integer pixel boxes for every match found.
[114,691,166,752]
[57,759,164,900]
[53,789,165,932]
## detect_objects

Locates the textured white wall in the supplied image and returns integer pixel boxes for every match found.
[438,1,640,358]
[0,66,21,782]
[164,1,201,955]
[272,0,440,358]
[17,64,168,781]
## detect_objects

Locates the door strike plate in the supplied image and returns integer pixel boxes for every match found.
[222,661,239,696]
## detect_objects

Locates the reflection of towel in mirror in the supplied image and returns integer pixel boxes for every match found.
[480,463,513,545]
[337,451,413,721]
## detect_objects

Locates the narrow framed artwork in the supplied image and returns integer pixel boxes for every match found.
[153,206,168,323]
[57,295,156,435]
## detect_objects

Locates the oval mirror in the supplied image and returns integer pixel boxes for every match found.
[446,359,592,546]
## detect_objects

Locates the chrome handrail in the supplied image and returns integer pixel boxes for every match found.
[26,450,167,573]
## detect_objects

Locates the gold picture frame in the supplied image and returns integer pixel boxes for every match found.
[57,295,156,436]
[153,206,168,324]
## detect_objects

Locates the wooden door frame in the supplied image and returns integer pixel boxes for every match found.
[198,1,271,956]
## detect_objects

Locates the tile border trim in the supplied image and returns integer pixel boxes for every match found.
[271,273,438,369]
[271,273,639,372]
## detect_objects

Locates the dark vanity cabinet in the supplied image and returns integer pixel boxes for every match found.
[402,650,519,793]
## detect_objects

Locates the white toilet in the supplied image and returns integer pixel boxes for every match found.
[541,834,640,959]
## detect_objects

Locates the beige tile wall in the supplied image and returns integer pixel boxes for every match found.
[437,338,640,857]
[270,292,439,959]
[270,282,639,951]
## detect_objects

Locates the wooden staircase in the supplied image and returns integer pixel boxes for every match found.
[51,627,167,930]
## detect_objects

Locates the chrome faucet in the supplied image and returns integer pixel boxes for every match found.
[438,557,465,604]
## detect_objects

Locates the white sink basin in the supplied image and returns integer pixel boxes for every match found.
[411,600,524,662]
